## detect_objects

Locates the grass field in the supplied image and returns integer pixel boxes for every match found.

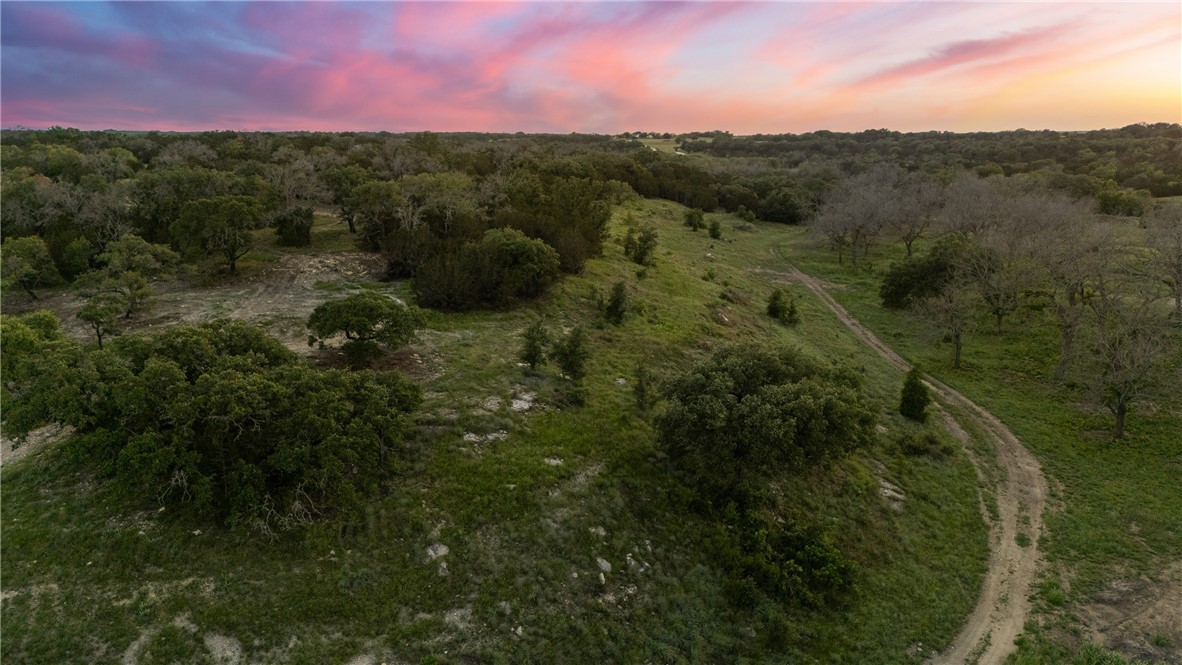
[776,227,1182,663]
[2,202,991,663]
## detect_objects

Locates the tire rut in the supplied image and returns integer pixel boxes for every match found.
[779,260,1047,665]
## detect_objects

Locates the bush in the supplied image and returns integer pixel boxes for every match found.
[1,315,421,533]
[684,208,705,231]
[604,281,629,324]
[519,319,549,369]
[624,225,658,266]
[708,219,722,239]
[551,326,590,381]
[766,289,799,326]
[307,291,420,368]
[896,432,952,459]
[412,228,561,311]
[274,207,314,247]
[656,345,876,502]
[899,366,931,422]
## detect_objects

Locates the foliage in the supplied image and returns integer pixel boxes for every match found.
[898,366,931,422]
[623,225,658,266]
[684,208,705,231]
[1,235,61,299]
[766,288,799,326]
[604,280,629,324]
[1,314,421,532]
[633,358,656,413]
[708,219,722,239]
[656,345,876,502]
[551,326,590,382]
[76,234,179,320]
[709,511,857,608]
[519,319,550,370]
[879,234,969,309]
[76,292,125,348]
[307,291,420,368]
[274,206,314,247]
[171,195,265,274]
[412,228,561,311]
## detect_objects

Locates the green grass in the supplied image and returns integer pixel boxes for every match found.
[1,202,990,663]
[774,226,1182,655]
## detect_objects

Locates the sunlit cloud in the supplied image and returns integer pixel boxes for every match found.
[1,1,1177,133]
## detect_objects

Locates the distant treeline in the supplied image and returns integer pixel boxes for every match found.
[3,125,1177,311]
[680,123,1182,200]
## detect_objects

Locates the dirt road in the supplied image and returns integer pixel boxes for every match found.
[782,262,1047,665]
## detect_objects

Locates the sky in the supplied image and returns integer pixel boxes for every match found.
[1,1,1179,134]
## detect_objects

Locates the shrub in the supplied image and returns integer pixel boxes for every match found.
[519,319,549,369]
[899,366,931,422]
[657,345,876,502]
[708,219,722,239]
[274,206,314,247]
[1,315,421,533]
[412,228,561,311]
[307,291,420,368]
[551,326,590,381]
[604,281,629,324]
[766,289,799,326]
[684,208,705,231]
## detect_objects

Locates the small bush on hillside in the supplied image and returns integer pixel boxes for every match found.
[552,326,590,381]
[896,432,952,460]
[519,319,550,369]
[899,366,931,422]
[709,219,722,239]
[684,208,705,231]
[604,281,629,324]
[766,289,800,326]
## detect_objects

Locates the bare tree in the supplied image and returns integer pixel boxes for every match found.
[813,165,901,270]
[940,174,1012,237]
[1086,280,1172,438]
[1027,194,1110,379]
[886,172,943,257]
[915,276,977,369]
[1144,204,1182,323]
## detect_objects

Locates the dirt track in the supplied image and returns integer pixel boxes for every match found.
[782,262,1047,665]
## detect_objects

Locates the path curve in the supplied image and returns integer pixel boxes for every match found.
[782,262,1047,665]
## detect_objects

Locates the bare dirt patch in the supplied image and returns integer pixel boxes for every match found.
[1076,562,1182,664]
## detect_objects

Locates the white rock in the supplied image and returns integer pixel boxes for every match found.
[427,543,449,560]
[596,557,612,573]
[589,526,607,537]
[544,457,563,466]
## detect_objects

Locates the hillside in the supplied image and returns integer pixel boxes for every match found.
[2,202,997,663]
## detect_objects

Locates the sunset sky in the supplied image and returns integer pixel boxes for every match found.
[2,1,1179,134]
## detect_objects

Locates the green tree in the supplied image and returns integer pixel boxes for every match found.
[79,235,179,319]
[656,345,875,501]
[274,206,313,247]
[551,326,590,381]
[519,319,550,369]
[321,165,373,233]
[604,281,629,324]
[0,314,421,533]
[708,219,722,239]
[307,291,420,368]
[77,292,125,348]
[684,208,705,231]
[1,236,62,299]
[171,196,265,274]
[766,288,799,326]
[898,366,930,422]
